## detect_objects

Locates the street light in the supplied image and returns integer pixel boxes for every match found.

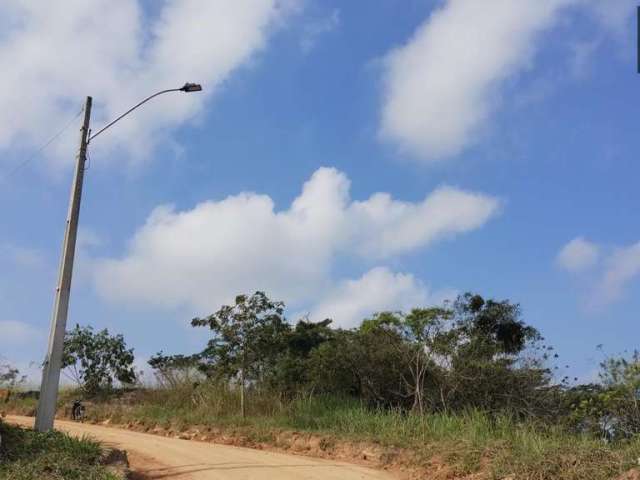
[180,82,202,92]
[89,83,203,141]
[35,83,202,432]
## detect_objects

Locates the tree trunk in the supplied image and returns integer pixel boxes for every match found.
[240,344,247,419]
[411,352,425,415]
[240,366,245,419]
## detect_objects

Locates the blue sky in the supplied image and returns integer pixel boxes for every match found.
[0,0,638,384]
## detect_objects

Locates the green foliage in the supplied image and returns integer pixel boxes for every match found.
[62,324,136,396]
[0,421,116,480]
[567,351,640,439]
[142,289,638,451]
[308,324,411,407]
[453,293,540,356]
[190,291,288,382]
[147,353,202,388]
[308,294,555,417]
[265,318,334,396]
[5,288,637,479]
[146,292,569,421]
[440,294,554,416]
[149,291,556,418]
[358,308,451,412]
[148,295,341,409]
[32,387,639,480]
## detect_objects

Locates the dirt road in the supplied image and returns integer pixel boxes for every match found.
[7,415,397,480]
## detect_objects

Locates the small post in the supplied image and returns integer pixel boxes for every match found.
[35,97,92,432]
[240,367,245,419]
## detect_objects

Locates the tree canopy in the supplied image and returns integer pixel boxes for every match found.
[63,324,136,395]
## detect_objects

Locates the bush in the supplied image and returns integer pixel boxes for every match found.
[0,420,116,480]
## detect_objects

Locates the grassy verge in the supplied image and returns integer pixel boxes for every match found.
[5,386,640,479]
[0,420,118,480]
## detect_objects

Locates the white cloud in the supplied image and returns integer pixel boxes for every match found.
[557,237,599,272]
[0,320,43,346]
[300,8,340,53]
[380,0,573,161]
[0,0,295,168]
[558,237,640,306]
[77,227,104,250]
[351,186,500,258]
[307,267,455,329]
[599,241,640,304]
[92,167,499,313]
[378,0,637,161]
[75,228,107,284]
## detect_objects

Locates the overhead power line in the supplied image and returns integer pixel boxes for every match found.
[0,106,85,183]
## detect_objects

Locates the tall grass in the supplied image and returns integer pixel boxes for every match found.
[0,421,117,480]
[284,396,639,478]
[5,384,640,479]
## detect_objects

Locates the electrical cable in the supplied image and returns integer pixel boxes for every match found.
[0,105,85,182]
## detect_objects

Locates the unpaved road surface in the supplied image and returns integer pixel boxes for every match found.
[7,415,396,480]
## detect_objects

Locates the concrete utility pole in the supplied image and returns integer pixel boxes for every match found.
[35,96,92,432]
[34,83,201,433]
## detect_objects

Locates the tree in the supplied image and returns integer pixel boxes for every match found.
[440,293,552,415]
[191,292,288,417]
[361,308,452,414]
[308,324,412,408]
[597,350,640,438]
[564,352,640,440]
[62,325,136,395]
[265,317,334,396]
[148,352,202,389]
[0,363,26,390]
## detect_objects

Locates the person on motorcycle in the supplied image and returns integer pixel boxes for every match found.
[71,399,85,422]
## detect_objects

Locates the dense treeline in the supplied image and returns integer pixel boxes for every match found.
[4,291,635,441]
[3,290,637,479]
[144,291,639,440]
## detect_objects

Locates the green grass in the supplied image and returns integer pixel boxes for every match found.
[5,385,640,479]
[0,421,118,480]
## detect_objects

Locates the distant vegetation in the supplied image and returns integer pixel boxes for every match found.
[146,291,640,442]
[0,362,26,390]
[2,291,639,479]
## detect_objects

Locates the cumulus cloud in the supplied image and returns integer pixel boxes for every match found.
[558,237,640,306]
[307,267,455,328]
[380,0,573,160]
[599,241,640,304]
[557,237,599,272]
[0,0,294,168]
[93,167,499,312]
[379,0,637,161]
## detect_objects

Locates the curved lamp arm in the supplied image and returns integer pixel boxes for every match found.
[88,83,202,143]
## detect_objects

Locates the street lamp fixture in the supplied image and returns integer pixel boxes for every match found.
[180,82,202,92]
[35,83,202,432]
[89,82,203,142]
